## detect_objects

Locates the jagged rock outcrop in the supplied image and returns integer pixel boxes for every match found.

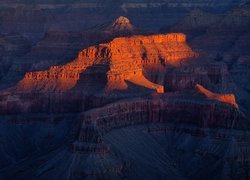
[195,84,238,108]
[11,33,197,94]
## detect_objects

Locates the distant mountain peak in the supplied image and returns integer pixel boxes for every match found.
[113,16,131,25]
[106,16,136,33]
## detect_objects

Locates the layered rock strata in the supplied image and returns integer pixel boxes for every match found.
[12,33,197,94]
[75,94,245,147]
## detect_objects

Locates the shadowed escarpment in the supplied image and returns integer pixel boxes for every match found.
[72,94,247,155]
[79,96,244,133]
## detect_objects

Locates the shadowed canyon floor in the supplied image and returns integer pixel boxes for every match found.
[0,122,250,179]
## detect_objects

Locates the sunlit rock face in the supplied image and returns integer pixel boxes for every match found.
[11,33,197,94]
[195,84,238,108]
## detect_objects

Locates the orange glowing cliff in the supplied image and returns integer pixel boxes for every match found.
[15,33,198,93]
[195,84,238,108]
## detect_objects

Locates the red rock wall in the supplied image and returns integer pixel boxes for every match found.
[14,33,197,93]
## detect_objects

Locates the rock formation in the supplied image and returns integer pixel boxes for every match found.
[76,94,245,138]
[0,2,250,180]
[195,84,238,108]
[12,33,197,94]
[105,16,138,34]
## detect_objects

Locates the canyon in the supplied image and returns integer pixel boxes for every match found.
[0,28,246,135]
[0,1,249,180]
